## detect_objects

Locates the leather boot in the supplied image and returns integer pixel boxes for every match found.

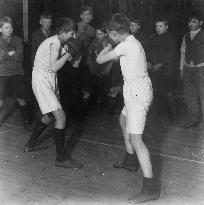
[19,105,32,131]
[128,177,160,203]
[24,119,48,152]
[54,128,83,169]
[113,152,140,172]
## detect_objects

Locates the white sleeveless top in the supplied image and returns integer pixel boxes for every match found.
[33,35,60,72]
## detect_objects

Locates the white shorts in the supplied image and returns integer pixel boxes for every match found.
[32,69,62,115]
[121,76,153,134]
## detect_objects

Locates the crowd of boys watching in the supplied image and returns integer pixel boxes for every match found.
[0,7,204,129]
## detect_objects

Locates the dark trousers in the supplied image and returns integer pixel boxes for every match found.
[183,66,204,123]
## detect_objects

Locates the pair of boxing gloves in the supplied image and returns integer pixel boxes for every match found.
[62,37,116,58]
[62,38,82,58]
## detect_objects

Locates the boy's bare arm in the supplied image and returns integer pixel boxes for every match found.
[96,45,117,64]
[50,44,71,72]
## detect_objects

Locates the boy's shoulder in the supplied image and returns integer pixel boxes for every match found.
[184,29,204,37]
[12,35,22,41]
[77,21,94,28]
[199,29,204,36]
[32,28,42,36]
[77,21,95,33]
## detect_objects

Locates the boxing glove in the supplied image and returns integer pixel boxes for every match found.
[65,38,82,57]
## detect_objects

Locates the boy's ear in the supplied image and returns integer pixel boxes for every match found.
[80,14,83,19]
[200,21,203,26]
[39,19,42,25]
[0,28,2,32]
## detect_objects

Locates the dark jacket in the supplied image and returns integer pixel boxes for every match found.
[145,31,178,75]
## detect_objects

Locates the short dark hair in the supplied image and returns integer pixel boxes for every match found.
[40,11,52,20]
[55,17,77,34]
[81,5,93,14]
[155,17,169,26]
[188,10,203,22]
[0,16,13,28]
[106,13,130,34]
[95,24,106,33]
[130,18,142,25]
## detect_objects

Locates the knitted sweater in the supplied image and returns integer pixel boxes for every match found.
[0,35,24,76]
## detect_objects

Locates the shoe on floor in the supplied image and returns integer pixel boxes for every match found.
[24,144,48,152]
[55,158,83,169]
[113,160,139,172]
[181,121,199,129]
[128,190,160,203]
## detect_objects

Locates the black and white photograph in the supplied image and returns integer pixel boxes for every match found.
[0,0,204,204]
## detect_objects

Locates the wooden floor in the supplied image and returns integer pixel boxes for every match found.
[0,97,203,204]
[65,97,204,200]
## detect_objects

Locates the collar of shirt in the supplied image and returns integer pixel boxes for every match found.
[190,28,201,40]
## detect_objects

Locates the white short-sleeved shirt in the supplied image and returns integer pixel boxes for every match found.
[114,35,153,134]
[114,35,148,80]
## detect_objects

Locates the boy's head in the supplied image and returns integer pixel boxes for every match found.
[96,25,107,42]
[80,6,93,24]
[39,11,52,30]
[56,17,77,42]
[106,13,130,44]
[130,19,142,34]
[155,18,168,35]
[0,16,13,37]
[188,11,203,31]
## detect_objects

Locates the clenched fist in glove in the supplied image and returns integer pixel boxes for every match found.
[65,38,82,58]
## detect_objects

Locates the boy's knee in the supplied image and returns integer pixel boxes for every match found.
[119,113,125,125]
[55,109,66,122]
[42,114,53,124]
[17,98,26,106]
[61,111,66,123]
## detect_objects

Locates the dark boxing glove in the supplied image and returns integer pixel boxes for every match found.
[65,38,82,57]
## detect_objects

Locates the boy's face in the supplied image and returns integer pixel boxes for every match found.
[130,22,141,33]
[80,11,93,24]
[0,22,13,37]
[96,29,106,42]
[40,18,52,30]
[108,30,120,44]
[61,30,75,42]
[155,22,168,35]
[188,18,202,31]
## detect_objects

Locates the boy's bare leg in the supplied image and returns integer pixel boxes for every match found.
[120,114,134,154]
[113,114,139,171]
[129,133,160,203]
[130,134,153,177]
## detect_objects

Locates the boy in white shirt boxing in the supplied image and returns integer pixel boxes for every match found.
[96,13,160,203]
[24,17,82,169]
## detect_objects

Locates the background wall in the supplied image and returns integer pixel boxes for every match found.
[0,0,23,37]
[0,0,203,45]
[28,0,202,45]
